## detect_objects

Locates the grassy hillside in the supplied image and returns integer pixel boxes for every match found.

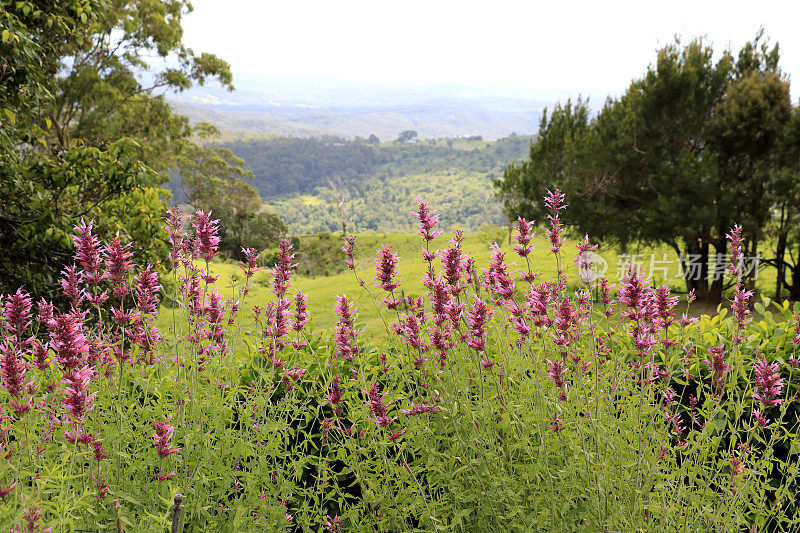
[159,229,776,337]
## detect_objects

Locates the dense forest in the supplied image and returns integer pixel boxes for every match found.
[217,134,532,197]
[164,134,532,234]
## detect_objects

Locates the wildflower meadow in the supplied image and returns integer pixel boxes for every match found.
[2,192,800,532]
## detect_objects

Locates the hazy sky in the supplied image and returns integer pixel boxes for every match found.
[181,0,800,102]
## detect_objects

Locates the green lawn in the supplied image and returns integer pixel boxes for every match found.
[158,228,781,337]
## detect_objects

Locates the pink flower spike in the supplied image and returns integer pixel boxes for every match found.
[192,210,220,262]
[411,197,441,242]
[726,224,744,277]
[544,189,567,254]
[387,426,407,442]
[103,234,134,298]
[342,236,357,270]
[152,416,180,459]
[73,219,107,285]
[291,290,309,332]
[269,238,297,298]
[375,244,401,292]
[401,403,440,416]
[156,471,176,482]
[753,357,784,409]
[3,288,33,338]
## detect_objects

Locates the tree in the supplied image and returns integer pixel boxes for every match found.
[173,122,286,260]
[396,130,418,143]
[763,105,800,300]
[496,34,794,302]
[0,0,231,302]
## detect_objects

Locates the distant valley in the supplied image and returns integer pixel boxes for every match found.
[169,73,552,140]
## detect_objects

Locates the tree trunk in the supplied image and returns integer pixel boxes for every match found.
[708,238,726,303]
[684,239,711,302]
[775,230,787,301]
[789,241,800,301]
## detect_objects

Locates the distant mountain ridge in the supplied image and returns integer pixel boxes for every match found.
[168,73,554,140]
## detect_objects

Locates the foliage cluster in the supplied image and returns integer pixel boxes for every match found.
[271,171,507,235]
[0,0,284,302]
[496,32,800,303]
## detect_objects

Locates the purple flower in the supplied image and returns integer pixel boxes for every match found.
[387,426,407,442]
[365,381,396,428]
[544,189,567,254]
[92,473,108,499]
[651,285,678,329]
[325,376,345,415]
[598,277,614,318]
[270,238,297,298]
[753,408,770,427]
[341,236,357,270]
[15,506,50,533]
[134,265,161,319]
[465,297,492,352]
[73,219,107,285]
[61,366,97,423]
[548,413,565,432]
[166,207,190,268]
[192,210,220,262]
[708,345,730,396]
[240,247,262,279]
[375,244,401,292]
[3,288,32,338]
[152,415,180,459]
[325,514,343,532]
[0,342,30,398]
[291,290,309,332]
[103,234,134,298]
[37,298,54,324]
[726,224,744,277]
[391,311,428,354]
[334,295,360,361]
[425,274,452,327]
[550,297,576,347]
[574,235,598,281]
[60,265,85,307]
[547,359,567,400]
[411,197,441,243]
[619,266,650,320]
[440,240,465,295]
[482,244,516,300]
[401,403,439,416]
[793,311,800,345]
[731,288,753,342]
[752,357,784,409]
[48,314,88,370]
[513,217,535,257]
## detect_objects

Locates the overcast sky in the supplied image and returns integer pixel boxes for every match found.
[181,0,800,102]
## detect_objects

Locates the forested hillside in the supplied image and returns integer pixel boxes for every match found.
[191,134,533,234]
[215,134,532,197]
